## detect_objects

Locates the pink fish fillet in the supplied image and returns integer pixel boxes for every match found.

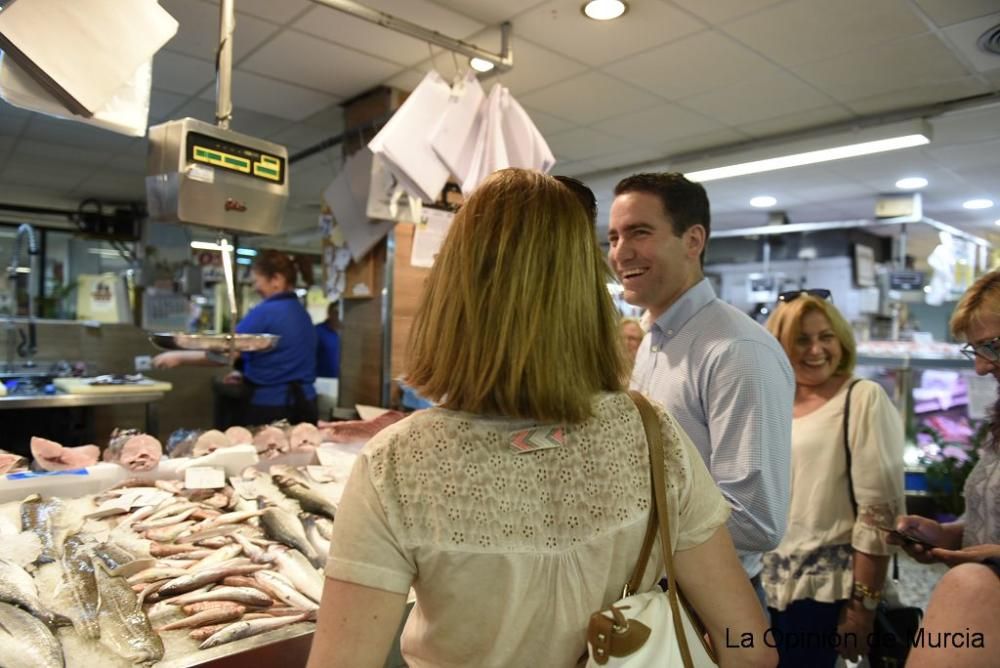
[30,436,100,471]
[224,426,253,445]
[118,434,163,472]
[252,426,289,459]
[0,452,29,474]
[288,423,321,451]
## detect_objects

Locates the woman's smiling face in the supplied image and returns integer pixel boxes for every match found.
[791,309,843,387]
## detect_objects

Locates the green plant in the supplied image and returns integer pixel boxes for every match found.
[917,422,988,516]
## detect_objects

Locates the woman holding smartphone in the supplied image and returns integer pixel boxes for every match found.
[894,270,1000,668]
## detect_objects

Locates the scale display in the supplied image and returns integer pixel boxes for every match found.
[186,131,285,185]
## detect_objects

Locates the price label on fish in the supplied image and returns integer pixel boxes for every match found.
[184,466,226,489]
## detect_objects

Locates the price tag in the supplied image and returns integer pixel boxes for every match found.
[184,466,226,490]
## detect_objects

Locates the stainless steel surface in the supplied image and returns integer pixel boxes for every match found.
[310,0,512,72]
[145,118,289,234]
[381,228,394,408]
[149,332,279,353]
[215,0,234,129]
[0,390,166,410]
[155,621,314,668]
[219,235,238,335]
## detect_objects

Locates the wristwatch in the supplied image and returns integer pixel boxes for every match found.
[852,582,882,611]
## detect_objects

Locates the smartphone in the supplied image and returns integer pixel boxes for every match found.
[878,526,937,550]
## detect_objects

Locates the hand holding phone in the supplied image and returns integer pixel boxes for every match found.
[879,525,937,550]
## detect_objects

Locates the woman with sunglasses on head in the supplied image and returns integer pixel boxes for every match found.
[762,291,905,667]
[894,270,1000,668]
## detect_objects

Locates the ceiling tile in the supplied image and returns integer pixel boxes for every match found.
[383,68,429,92]
[794,34,975,102]
[293,0,483,67]
[1,157,94,190]
[235,0,314,25]
[603,30,781,102]
[160,0,280,61]
[167,98,293,139]
[940,12,1000,72]
[930,103,1000,148]
[513,0,704,67]
[0,111,29,139]
[660,128,751,158]
[15,139,113,166]
[240,31,402,98]
[520,107,576,136]
[464,29,587,95]
[581,145,669,172]
[518,71,663,125]
[269,113,345,152]
[680,71,832,126]
[545,127,628,161]
[148,89,190,123]
[549,158,598,176]
[21,115,135,152]
[430,0,544,25]
[200,70,339,121]
[737,106,856,138]
[913,0,1000,26]
[152,50,216,95]
[723,0,929,66]
[72,168,147,200]
[591,103,727,144]
[928,136,1000,170]
[845,76,990,115]
[671,0,785,25]
[107,149,148,174]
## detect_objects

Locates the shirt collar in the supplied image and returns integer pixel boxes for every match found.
[651,278,715,336]
[263,290,297,303]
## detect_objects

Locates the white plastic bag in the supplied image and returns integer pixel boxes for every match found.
[0,51,152,137]
[429,70,485,184]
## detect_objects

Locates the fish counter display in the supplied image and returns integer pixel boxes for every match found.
[0,464,347,667]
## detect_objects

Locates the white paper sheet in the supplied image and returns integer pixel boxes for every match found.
[323,149,396,262]
[410,207,455,268]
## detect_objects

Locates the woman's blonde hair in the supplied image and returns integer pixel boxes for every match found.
[406,168,627,423]
[766,295,857,376]
[950,270,1000,339]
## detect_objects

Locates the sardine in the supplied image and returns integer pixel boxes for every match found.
[199,613,309,649]
[59,533,99,639]
[0,558,67,627]
[20,494,60,564]
[93,561,164,664]
[261,507,320,566]
[0,602,64,668]
[272,474,338,519]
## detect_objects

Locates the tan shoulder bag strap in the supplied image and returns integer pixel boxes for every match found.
[628,391,695,668]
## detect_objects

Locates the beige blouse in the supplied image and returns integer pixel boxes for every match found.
[325,392,730,668]
[762,378,906,611]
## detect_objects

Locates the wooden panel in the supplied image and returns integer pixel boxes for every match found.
[338,241,386,408]
[389,223,431,385]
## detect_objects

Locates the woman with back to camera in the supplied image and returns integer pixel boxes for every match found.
[762,290,905,667]
[153,249,318,425]
[893,269,1000,668]
[305,169,774,668]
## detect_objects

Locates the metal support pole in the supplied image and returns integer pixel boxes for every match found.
[215,0,235,129]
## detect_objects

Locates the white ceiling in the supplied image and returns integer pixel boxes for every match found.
[1,0,1000,256]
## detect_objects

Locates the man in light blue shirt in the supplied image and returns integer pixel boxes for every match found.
[608,172,794,604]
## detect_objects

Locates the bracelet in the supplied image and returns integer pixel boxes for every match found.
[852,582,882,600]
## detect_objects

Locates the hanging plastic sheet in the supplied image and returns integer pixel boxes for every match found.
[460,83,507,196]
[367,70,453,202]
[429,70,485,186]
[322,149,396,262]
[500,87,555,174]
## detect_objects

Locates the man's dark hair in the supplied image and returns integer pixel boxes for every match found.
[554,175,597,226]
[613,172,711,265]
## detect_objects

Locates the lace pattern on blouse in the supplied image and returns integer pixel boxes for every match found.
[366,393,691,553]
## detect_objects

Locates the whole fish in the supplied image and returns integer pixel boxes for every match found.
[91,542,156,579]
[271,547,324,603]
[272,474,338,519]
[254,570,319,611]
[187,543,242,571]
[126,567,190,585]
[144,520,195,543]
[133,507,199,530]
[177,523,246,544]
[301,514,331,566]
[167,586,274,608]
[155,603,245,631]
[59,533,100,639]
[93,561,164,664]
[261,507,320,566]
[188,622,230,641]
[20,494,60,564]
[0,558,67,627]
[199,613,309,649]
[157,563,267,598]
[149,542,200,557]
[0,602,65,668]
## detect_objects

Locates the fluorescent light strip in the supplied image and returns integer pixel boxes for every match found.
[685,134,930,183]
[190,241,233,251]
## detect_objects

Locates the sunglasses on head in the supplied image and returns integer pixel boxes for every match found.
[960,336,1000,364]
[777,289,833,304]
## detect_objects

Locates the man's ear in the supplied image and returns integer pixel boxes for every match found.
[685,224,706,259]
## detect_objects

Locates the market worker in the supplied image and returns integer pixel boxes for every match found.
[315,302,341,379]
[307,169,772,668]
[153,250,318,425]
[893,269,1000,668]
[607,172,794,606]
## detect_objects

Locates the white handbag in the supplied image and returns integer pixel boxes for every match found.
[585,392,718,667]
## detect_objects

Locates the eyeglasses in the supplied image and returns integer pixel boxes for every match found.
[960,336,1000,363]
[777,289,833,304]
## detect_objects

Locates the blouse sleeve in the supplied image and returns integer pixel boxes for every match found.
[655,405,732,552]
[848,380,906,555]
[323,453,416,594]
